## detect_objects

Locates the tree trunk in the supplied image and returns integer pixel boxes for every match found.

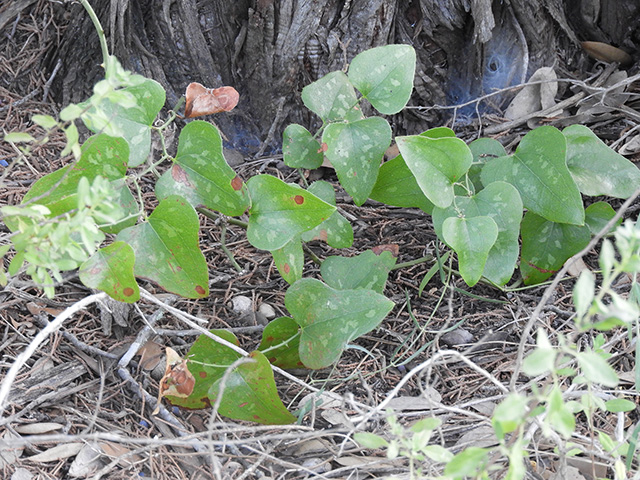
[43,0,639,155]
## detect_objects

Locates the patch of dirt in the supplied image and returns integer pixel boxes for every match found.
[1,2,640,479]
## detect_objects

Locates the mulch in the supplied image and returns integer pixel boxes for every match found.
[1,1,640,479]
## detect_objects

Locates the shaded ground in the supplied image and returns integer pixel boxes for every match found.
[1,3,640,479]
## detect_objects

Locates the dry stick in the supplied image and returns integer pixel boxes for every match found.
[0,292,108,416]
[510,186,640,391]
[351,349,508,429]
[483,92,586,134]
[139,289,372,411]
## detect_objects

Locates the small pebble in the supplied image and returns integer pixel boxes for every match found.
[258,303,276,319]
[230,295,252,313]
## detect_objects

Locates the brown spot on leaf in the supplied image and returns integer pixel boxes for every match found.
[195,285,206,295]
[231,175,243,191]
[171,164,193,187]
[239,402,248,408]
[293,195,304,205]
[123,287,135,297]
[199,371,207,379]
[283,263,291,274]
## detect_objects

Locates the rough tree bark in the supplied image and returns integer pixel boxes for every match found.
[38,0,640,154]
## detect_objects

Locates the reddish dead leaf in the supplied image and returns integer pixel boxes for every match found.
[153,347,195,414]
[318,143,328,153]
[184,82,240,118]
[371,244,399,257]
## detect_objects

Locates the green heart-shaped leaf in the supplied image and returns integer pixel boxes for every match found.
[282,124,324,169]
[155,121,250,216]
[271,238,304,284]
[301,71,358,122]
[323,117,391,205]
[18,134,129,220]
[397,134,472,209]
[564,124,640,198]
[348,44,416,115]
[321,250,397,293]
[442,216,499,287]
[285,278,394,369]
[370,154,434,214]
[168,330,296,424]
[82,77,165,167]
[247,175,336,251]
[301,181,353,248]
[116,195,209,298]
[79,241,139,303]
[433,182,523,286]
[258,316,302,369]
[481,126,584,225]
[520,211,591,285]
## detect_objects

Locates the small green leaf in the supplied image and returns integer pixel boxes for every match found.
[301,181,353,248]
[257,316,302,369]
[59,104,83,121]
[156,121,250,216]
[520,212,591,285]
[4,132,35,143]
[323,117,391,205]
[370,154,434,214]
[283,124,324,169]
[116,195,209,298]
[82,77,165,167]
[522,346,556,376]
[168,330,296,425]
[444,447,489,478]
[564,124,640,198]
[79,241,139,303]
[492,393,528,440]
[442,216,498,287]
[271,238,304,284]
[423,445,453,463]
[576,351,619,387]
[410,417,441,433]
[547,386,575,438]
[397,134,472,209]
[481,126,584,225]
[354,432,389,449]
[247,175,336,251]
[32,114,58,129]
[348,44,416,115]
[605,398,636,413]
[573,270,595,319]
[585,202,620,235]
[285,278,394,369]
[321,249,397,293]
[301,71,358,122]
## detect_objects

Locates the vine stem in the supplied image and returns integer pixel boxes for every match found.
[78,0,110,67]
